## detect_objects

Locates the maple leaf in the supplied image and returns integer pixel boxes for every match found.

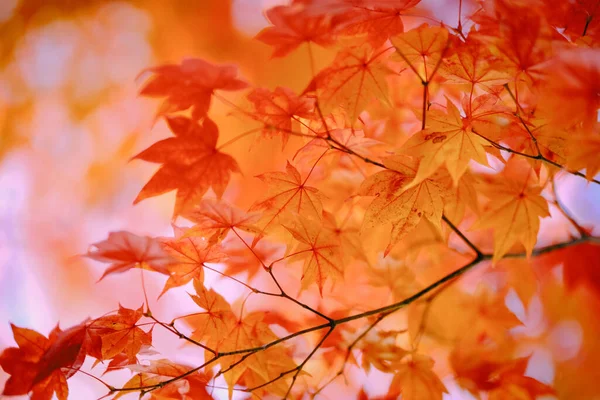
[250,161,325,244]
[470,0,554,84]
[139,58,248,120]
[534,242,600,297]
[116,359,213,400]
[86,231,174,281]
[566,132,600,181]
[296,125,381,175]
[391,24,450,81]
[472,159,550,262]
[185,280,237,352]
[386,354,448,400]
[451,335,554,400]
[246,86,315,148]
[283,214,344,294]
[360,330,409,373]
[221,236,281,280]
[322,209,367,262]
[256,4,339,57]
[87,305,152,363]
[401,97,493,186]
[159,229,227,296]
[335,0,422,47]
[182,198,259,245]
[0,323,87,400]
[539,49,600,130]
[185,281,296,395]
[304,42,391,122]
[133,116,240,217]
[359,155,450,255]
[488,358,555,400]
[440,36,510,92]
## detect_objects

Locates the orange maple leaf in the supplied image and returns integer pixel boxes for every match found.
[283,215,344,294]
[250,161,325,244]
[566,132,600,181]
[391,24,450,81]
[221,236,281,280]
[116,359,213,400]
[401,97,493,186]
[86,231,174,281]
[182,199,259,245]
[133,116,240,217]
[534,242,600,297]
[473,159,550,262]
[386,354,448,400]
[159,227,227,296]
[185,280,237,352]
[255,5,338,57]
[139,58,248,120]
[336,0,422,47]
[0,323,87,400]
[304,43,392,122]
[440,36,510,92]
[247,86,315,148]
[87,305,152,363]
[359,155,450,255]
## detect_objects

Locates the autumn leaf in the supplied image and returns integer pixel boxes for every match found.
[451,335,554,400]
[470,0,554,84]
[247,86,315,148]
[283,214,344,294]
[0,323,87,400]
[334,0,422,47]
[440,36,510,92]
[185,280,237,352]
[534,242,600,297]
[391,24,450,81]
[182,198,259,245]
[221,236,281,280]
[250,161,325,244]
[116,359,213,400]
[401,97,491,186]
[387,354,448,400]
[296,125,381,175]
[86,231,174,281]
[139,58,248,120]
[566,131,600,181]
[488,358,555,400]
[133,116,240,217]
[159,229,227,296]
[87,305,152,363]
[256,4,339,57]
[472,159,550,262]
[360,330,409,373]
[185,281,296,395]
[304,42,392,122]
[359,155,450,255]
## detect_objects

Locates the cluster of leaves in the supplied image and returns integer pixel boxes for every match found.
[2,0,600,399]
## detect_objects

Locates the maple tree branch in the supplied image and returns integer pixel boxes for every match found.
[104,236,600,396]
[267,266,333,322]
[325,136,484,258]
[145,314,216,354]
[442,215,483,257]
[282,327,335,398]
[311,311,394,398]
[411,296,435,351]
[472,128,600,185]
[551,178,589,237]
[108,357,219,393]
[582,15,593,37]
